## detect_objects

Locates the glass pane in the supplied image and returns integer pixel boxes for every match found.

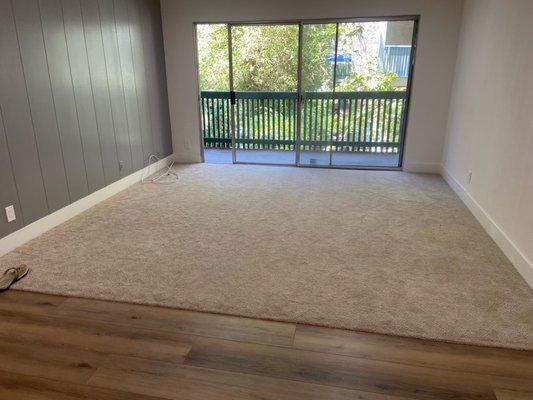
[299,23,337,166]
[331,20,414,168]
[231,24,299,165]
[196,24,232,164]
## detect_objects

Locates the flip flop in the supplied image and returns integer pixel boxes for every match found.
[0,264,29,292]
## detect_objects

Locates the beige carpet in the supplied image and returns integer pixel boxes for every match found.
[1,163,532,349]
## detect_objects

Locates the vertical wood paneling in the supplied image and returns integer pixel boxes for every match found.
[0,107,24,236]
[39,0,89,202]
[0,0,49,224]
[98,0,133,177]
[10,0,70,214]
[80,0,120,184]
[139,0,170,157]
[126,0,154,163]
[0,0,172,240]
[114,0,144,170]
[62,0,106,193]
[149,1,172,155]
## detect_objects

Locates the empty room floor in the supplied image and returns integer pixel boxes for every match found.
[1,163,532,351]
[1,290,532,400]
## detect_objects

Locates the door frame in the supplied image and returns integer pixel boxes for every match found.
[193,15,420,170]
[228,21,301,167]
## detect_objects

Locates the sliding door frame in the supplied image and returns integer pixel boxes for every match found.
[228,21,301,166]
[227,25,237,164]
[193,15,420,170]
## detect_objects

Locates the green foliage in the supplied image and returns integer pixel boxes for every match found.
[232,25,299,91]
[337,71,398,91]
[197,24,230,90]
[197,23,399,92]
[301,23,337,91]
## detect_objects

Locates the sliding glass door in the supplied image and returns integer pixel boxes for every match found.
[299,23,337,166]
[298,20,415,168]
[330,20,415,167]
[230,23,299,165]
[195,17,417,169]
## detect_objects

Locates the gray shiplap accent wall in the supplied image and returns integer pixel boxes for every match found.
[0,0,172,239]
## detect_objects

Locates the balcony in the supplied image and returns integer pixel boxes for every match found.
[200,90,407,167]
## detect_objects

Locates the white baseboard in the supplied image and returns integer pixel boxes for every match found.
[441,165,533,289]
[402,161,441,174]
[0,155,173,257]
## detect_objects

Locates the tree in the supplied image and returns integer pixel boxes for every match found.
[232,25,299,91]
[197,22,398,93]
[196,24,230,90]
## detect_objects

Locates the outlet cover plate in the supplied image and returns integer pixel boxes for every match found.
[5,205,16,222]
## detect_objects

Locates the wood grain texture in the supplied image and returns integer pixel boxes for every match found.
[494,389,533,400]
[57,296,296,346]
[0,310,192,362]
[294,325,533,379]
[0,371,167,400]
[90,357,418,400]
[185,337,498,400]
[0,291,531,400]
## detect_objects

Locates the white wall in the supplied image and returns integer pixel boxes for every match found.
[442,0,533,286]
[161,0,464,172]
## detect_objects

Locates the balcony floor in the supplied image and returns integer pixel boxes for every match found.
[204,148,400,168]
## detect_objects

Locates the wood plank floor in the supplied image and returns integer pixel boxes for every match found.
[0,290,532,400]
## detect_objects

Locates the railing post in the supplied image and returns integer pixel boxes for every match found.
[295,22,304,164]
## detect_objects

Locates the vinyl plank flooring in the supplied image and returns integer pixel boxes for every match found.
[0,370,167,400]
[0,290,67,314]
[293,325,533,379]
[0,330,184,387]
[184,337,498,400]
[494,389,533,400]
[0,309,192,362]
[0,337,101,384]
[2,291,531,400]
[490,377,533,393]
[57,296,296,346]
[90,356,419,400]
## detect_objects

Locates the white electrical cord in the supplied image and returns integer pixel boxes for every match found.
[141,154,179,184]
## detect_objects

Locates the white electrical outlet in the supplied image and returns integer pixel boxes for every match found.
[5,205,16,222]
